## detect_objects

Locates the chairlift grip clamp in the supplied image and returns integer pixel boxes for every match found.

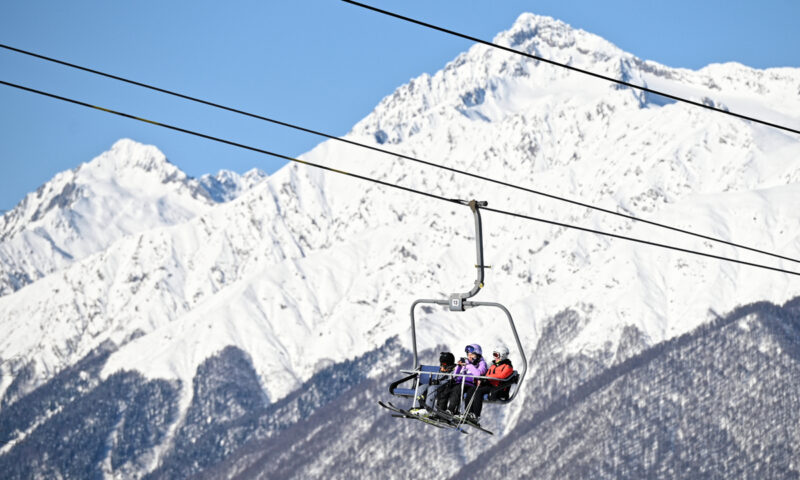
[468,200,489,210]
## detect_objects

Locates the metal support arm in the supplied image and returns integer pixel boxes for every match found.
[449,200,488,311]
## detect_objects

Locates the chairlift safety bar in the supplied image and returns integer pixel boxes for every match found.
[399,369,519,383]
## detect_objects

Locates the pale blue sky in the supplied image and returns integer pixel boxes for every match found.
[1,0,798,211]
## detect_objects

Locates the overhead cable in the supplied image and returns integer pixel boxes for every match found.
[2,43,797,265]
[2,79,798,278]
[341,0,800,137]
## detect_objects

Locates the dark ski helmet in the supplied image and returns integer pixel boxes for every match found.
[439,352,455,366]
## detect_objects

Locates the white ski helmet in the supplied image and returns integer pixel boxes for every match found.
[492,344,510,361]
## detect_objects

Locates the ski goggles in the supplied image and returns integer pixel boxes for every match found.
[465,345,477,354]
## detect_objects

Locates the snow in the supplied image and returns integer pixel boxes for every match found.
[1,12,799,426]
[0,139,268,299]
[198,168,268,203]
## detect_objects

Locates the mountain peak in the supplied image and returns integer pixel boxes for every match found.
[503,12,570,44]
[0,139,214,296]
[349,12,641,147]
[496,12,624,60]
[80,138,185,185]
[1,16,800,478]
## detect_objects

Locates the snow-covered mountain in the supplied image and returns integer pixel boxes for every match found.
[188,299,798,480]
[0,139,266,298]
[1,12,799,478]
[198,168,267,203]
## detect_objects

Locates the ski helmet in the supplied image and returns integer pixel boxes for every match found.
[439,352,455,366]
[465,344,483,356]
[492,345,510,361]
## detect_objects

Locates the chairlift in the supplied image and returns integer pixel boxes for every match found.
[379,200,527,432]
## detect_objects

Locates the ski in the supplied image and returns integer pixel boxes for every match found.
[429,408,494,435]
[378,401,467,433]
[385,402,472,434]
[391,413,447,429]
[377,400,410,416]
[379,401,453,430]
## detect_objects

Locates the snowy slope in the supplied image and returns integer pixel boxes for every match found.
[166,299,795,479]
[0,139,268,299]
[1,12,799,443]
[0,139,214,297]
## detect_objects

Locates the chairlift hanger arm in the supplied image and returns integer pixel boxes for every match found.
[449,199,488,311]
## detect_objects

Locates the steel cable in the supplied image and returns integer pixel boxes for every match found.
[2,79,797,278]
[342,0,800,137]
[1,43,796,264]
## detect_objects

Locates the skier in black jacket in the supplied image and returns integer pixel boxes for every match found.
[409,351,455,415]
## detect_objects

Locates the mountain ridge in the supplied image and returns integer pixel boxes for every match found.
[0,139,269,298]
[0,13,799,477]
[3,11,799,404]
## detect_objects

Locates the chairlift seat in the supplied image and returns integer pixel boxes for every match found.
[483,370,519,403]
[389,364,440,397]
[457,370,520,403]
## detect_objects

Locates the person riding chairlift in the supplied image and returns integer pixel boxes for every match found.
[436,344,488,416]
[463,344,514,425]
[408,352,456,416]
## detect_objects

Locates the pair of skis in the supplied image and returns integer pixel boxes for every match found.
[378,400,465,433]
[378,400,493,435]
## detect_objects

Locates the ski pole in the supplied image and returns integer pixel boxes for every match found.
[459,380,481,429]
[412,374,422,409]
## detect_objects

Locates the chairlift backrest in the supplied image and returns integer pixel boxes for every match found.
[484,370,520,404]
[417,365,440,386]
[389,364,441,397]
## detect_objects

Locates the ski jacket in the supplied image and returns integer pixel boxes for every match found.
[430,367,454,386]
[487,359,514,387]
[453,358,488,386]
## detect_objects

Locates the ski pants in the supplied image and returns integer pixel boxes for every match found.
[467,383,510,417]
[437,380,475,413]
[417,382,444,410]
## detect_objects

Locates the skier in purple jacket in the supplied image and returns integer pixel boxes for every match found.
[435,344,488,415]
